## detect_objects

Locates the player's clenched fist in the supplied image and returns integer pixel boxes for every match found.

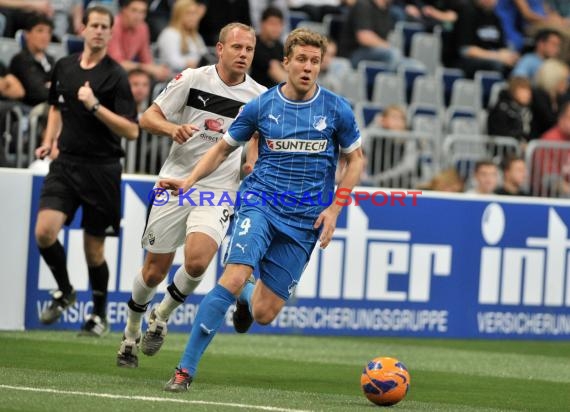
[158,177,191,196]
[171,123,200,144]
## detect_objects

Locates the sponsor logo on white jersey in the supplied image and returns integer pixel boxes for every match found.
[197,95,210,107]
[266,138,327,153]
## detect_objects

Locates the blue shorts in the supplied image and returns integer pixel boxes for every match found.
[226,206,319,300]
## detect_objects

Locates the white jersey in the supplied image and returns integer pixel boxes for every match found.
[154,65,266,195]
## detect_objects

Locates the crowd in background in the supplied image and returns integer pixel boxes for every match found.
[2,0,570,197]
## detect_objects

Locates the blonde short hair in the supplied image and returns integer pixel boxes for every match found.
[284,28,328,59]
[218,22,255,44]
[535,59,569,95]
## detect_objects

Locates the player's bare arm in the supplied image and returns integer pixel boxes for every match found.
[242,132,259,175]
[140,103,199,145]
[77,81,139,140]
[159,139,237,194]
[314,147,364,249]
[35,106,62,159]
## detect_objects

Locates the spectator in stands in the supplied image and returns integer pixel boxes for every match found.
[495,155,529,195]
[0,62,25,102]
[547,0,570,18]
[466,160,499,194]
[496,0,570,60]
[0,0,53,38]
[531,58,570,137]
[419,168,464,192]
[537,101,570,195]
[487,77,533,144]
[375,104,407,130]
[338,0,400,69]
[128,68,152,117]
[368,105,427,188]
[541,100,570,141]
[318,38,346,93]
[128,67,152,174]
[198,0,251,46]
[147,0,172,42]
[288,0,347,22]
[453,0,519,78]
[9,13,55,108]
[0,61,25,167]
[108,0,172,82]
[250,0,290,40]
[511,29,562,79]
[250,6,287,88]
[399,0,461,29]
[393,0,469,65]
[157,0,209,73]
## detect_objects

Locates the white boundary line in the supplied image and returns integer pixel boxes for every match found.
[0,384,312,412]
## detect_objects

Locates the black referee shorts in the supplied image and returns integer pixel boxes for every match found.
[39,156,122,237]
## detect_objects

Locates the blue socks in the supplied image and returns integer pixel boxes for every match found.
[238,281,254,314]
[178,284,235,375]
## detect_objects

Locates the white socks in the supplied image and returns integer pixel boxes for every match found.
[155,266,204,321]
[125,270,157,340]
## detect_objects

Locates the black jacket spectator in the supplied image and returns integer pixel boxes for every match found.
[10,47,55,107]
[531,87,570,138]
[488,89,532,142]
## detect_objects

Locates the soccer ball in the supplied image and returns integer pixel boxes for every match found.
[360,357,410,406]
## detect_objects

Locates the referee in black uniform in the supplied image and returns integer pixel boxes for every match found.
[34,5,139,336]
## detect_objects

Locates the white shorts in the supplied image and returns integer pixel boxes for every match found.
[141,196,233,253]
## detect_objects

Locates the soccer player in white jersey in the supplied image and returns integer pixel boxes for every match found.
[158,28,364,391]
[116,22,266,368]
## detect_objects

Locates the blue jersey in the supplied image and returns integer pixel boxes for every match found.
[223,84,361,229]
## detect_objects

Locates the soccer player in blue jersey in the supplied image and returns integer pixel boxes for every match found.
[158,28,364,392]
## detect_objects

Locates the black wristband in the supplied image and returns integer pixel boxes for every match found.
[90,101,100,113]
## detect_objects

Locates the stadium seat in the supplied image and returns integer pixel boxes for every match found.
[0,38,21,66]
[398,65,427,103]
[152,81,168,100]
[354,101,384,129]
[410,75,444,108]
[474,70,504,108]
[356,60,391,101]
[449,117,481,135]
[15,29,25,48]
[289,11,310,30]
[445,105,478,131]
[450,79,481,110]
[322,13,347,45]
[297,20,327,34]
[410,32,441,75]
[393,21,425,56]
[62,34,84,55]
[435,67,464,106]
[388,30,402,55]
[412,113,442,135]
[372,72,405,106]
[86,0,119,14]
[487,80,507,109]
[337,67,365,102]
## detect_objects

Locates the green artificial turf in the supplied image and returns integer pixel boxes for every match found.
[0,331,569,411]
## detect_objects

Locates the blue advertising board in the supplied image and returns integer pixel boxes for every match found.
[25,176,570,339]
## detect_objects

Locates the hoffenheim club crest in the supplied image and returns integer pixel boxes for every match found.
[313,116,327,131]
